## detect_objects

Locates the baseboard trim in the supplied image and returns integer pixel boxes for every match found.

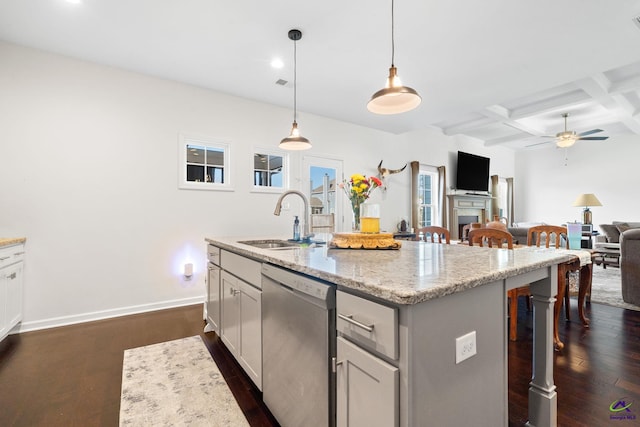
[15,296,205,333]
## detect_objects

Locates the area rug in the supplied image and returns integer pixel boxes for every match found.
[119,335,249,427]
[588,266,640,312]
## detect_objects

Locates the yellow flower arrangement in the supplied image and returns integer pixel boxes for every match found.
[339,174,383,230]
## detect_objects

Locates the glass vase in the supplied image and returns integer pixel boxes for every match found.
[351,200,361,232]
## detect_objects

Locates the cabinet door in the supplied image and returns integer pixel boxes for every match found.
[5,262,23,330]
[206,265,221,334]
[0,270,8,340]
[239,280,262,390]
[220,271,240,355]
[336,336,399,427]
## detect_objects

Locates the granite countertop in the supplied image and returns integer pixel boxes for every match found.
[206,235,580,305]
[0,238,26,248]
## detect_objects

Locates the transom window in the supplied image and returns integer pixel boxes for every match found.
[253,149,287,192]
[178,134,232,191]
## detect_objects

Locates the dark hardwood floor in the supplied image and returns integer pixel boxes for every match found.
[1,300,638,426]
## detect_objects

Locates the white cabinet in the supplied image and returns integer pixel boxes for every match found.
[238,279,262,388]
[0,242,25,342]
[336,290,399,427]
[213,250,263,391]
[336,337,398,427]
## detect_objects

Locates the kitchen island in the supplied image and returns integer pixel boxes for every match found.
[206,235,574,427]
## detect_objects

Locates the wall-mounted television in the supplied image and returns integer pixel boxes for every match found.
[455,151,490,193]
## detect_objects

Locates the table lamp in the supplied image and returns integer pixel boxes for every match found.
[572,193,602,224]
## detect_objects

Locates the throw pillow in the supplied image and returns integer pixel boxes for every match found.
[616,223,631,234]
[599,223,621,243]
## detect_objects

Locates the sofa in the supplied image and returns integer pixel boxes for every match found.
[598,221,640,305]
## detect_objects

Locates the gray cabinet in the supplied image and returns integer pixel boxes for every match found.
[336,290,399,427]
[209,248,263,391]
[336,337,398,427]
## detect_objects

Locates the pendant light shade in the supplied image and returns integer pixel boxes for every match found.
[280,29,311,151]
[368,0,421,115]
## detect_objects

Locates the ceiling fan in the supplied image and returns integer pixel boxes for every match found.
[526,113,609,148]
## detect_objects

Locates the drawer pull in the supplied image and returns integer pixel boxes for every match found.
[0,256,9,261]
[338,313,375,333]
[7,272,16,280]
[14,251,25,256]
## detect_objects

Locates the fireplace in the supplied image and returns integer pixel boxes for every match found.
[447,194,492,240]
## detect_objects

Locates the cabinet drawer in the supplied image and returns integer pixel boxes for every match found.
[207,245,221,266]
[337,291,398,360]
[0,244,25,269]
[221,250,262,289]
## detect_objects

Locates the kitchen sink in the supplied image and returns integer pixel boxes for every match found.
[237,239,301,249]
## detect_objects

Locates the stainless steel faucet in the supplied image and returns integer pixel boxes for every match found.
[274,190,312,240]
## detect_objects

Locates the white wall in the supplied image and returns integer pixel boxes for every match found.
[513,135,640,228]
[0,41,514,329]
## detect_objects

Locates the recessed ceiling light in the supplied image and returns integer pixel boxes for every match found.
[66,0,82,4]
[270,58,284,69]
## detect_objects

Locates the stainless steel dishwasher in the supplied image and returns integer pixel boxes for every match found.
[262,263,336,427]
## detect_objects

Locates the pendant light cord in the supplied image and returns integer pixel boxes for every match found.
[293,38,298,123]
[391,0,395,67]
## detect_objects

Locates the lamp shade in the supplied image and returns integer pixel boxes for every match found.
[367,66,422,114]
[572,193,602,207]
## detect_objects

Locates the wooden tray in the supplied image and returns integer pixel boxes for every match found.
[329,232,402,250]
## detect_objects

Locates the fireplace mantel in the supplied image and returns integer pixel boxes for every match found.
[448,194,492,240]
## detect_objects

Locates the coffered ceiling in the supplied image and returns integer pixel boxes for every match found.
[1,0,640,150]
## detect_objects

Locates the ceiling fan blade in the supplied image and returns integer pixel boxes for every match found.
[578,136,609,141]
[525,140,552,148]
[578,129,603,137]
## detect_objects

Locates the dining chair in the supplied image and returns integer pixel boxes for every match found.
[527,225,569,249]
[467,228,529,342]
[467,228,513,248]
[461,222,483,242]
[415,226,450,244]
[526,224,582,350]
[310,213,335,233]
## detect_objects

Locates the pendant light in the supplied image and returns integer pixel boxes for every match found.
[279,29,312,150]
[367,0,421,114]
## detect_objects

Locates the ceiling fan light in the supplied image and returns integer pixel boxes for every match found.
[555,131,578,148]
[368,67,421,114]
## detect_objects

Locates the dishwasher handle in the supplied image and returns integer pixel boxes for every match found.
[338,313,375,333]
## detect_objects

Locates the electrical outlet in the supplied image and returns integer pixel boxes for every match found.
[455,331,477,364]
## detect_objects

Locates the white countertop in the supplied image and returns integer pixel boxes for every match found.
[206,235,581,305]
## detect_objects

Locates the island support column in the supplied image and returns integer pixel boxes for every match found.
[527,266,558,427]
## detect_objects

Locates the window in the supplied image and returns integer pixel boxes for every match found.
[252,149,288,193]
[418,166,439,227]
[496,178,508,218]
[178,134,232,191]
